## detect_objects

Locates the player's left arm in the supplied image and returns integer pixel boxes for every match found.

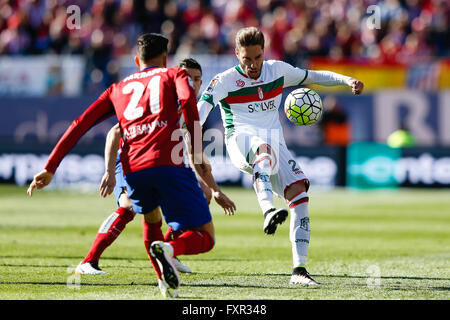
[99,123,121,198]
[277,60,364,95]
[303,70,364,95]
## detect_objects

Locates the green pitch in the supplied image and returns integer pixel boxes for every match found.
[0,185,448,300]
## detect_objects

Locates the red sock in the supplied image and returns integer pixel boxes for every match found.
[142,218,164,279]
[163,226,183,242]
[168,230,215,257]
[82,207,134,263]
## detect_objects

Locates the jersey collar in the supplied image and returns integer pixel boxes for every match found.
[142,66,158,71]
[235,65,248,78]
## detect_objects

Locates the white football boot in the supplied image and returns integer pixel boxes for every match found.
[75,261,107,275]
[150,241,180,290]
[289,267,320,286]
[158,279,178,298]
[172,257,191,273]
[263,208,288,235]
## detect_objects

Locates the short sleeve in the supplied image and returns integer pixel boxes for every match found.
[272,60,308,88]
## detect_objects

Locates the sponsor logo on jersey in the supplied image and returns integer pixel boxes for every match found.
[251,80,264,85]
[247,99,276,113]
[236,79,245,87]
[123,120,168,140]
[257,87,264,100]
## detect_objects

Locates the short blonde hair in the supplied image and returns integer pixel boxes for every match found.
[235,27,265,50]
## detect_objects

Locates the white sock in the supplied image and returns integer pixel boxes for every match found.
[288,192,310,268]
[252,153,274,214]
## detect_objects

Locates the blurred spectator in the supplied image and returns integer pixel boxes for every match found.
[0,0,447,90]
[320,96,351,146]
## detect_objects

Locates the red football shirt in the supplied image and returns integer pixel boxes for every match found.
[45,66,200,175]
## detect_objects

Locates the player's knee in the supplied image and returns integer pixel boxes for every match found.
[118,192,134,212]
[195,221,215,239]
[285,180,309,201]
[252,152,275,175]
[143,207,162,224]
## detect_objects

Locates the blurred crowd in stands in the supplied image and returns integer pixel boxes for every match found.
[0,0,448,88]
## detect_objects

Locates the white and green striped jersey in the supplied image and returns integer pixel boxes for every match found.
[197,60,309,139]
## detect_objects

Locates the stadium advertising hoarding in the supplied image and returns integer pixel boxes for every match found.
[347,142,450,189]
[0,145,344,190]
[1,146,449,189]
[0,146,344,190]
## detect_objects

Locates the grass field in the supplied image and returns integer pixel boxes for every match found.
[0,184,448,300]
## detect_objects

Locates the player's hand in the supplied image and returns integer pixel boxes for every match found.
[99,171,116,198]
[349,79,364,95]
[212,190,236,216]
[27,169,53,197]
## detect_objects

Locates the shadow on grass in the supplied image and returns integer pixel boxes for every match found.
[314,273,450,282]
[0,281,157,287]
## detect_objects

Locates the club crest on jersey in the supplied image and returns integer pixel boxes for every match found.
[236,79,245,87]
[257,87,264,100]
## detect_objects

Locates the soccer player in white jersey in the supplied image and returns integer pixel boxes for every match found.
[197,27,364,285]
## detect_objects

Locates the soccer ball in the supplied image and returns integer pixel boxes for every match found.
[284,88,323,126]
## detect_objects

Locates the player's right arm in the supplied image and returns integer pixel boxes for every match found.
[197,75,226,126]
[27,88,115,196]
[99,123,121,198]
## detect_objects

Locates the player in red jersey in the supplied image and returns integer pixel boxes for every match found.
[27,33,235,297]
[75,59,232,284]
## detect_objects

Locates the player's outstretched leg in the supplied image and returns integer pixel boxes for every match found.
[164,226,191,273]
[287,191,319,286]
[76,207,134,275]
[251,149,288,235]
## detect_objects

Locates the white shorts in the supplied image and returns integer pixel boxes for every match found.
[225,132,309,199]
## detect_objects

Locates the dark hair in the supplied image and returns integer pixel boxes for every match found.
[136,33,168,61]
[177,58,202,74]
[235,27,265,50]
